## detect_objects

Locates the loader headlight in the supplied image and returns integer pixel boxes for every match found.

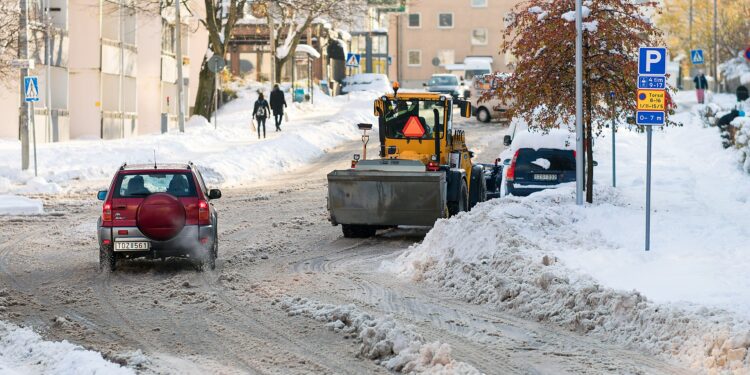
[430,154,437,161]
[439,95,447,102]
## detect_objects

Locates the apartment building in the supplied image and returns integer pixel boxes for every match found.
[388,0,519,87]
[0,0,208,141]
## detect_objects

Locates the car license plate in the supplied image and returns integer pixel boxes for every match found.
[534,174,557,181]
[114,241,150,251]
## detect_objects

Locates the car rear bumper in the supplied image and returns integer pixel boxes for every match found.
[98,224,214,258]
[506,182,566,197]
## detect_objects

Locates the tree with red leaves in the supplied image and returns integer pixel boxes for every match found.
[499,0,668,203]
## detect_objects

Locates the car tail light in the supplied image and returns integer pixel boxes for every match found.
[118,230,128,235]
[351,160,358,168]
[506,150,520,181]
[573,150,576,158]
[426,161,440,171]
[102,239,111,245]
[102,203,112,222]
[200,237,209,245]
[198,200,210,224]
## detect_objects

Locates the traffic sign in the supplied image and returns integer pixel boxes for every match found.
[638,75,666,89]
[690,49,704,65]
[345,53,361,68]
[638,47,667,76]
[12,59,35,69]
[24,76,39,102]
[744,46,750,62]
[637,89,666,111]
[207,55,225,73]
[403,116,425,138]
[636,111,665,126]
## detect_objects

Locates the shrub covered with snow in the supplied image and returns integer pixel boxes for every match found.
[280,297,480,374]
[732,116,750,172]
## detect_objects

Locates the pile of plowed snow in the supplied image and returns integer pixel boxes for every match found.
[281,297,480,374]
[385,186,750,372]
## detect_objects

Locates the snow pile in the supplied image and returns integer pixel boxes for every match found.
[720,50,750,85]
[0,320,134,374]
[0,195,43,215]
[386,94,750,371]
[281,297,480,374]
[561,6,590,22]
[732,115,750,172]
[0,82,377,194]
[341,74,393,94]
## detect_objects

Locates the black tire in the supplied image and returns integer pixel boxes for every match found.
[469,166,487,209]
[342,224,376,238]
[99,246,116,272]
[209,234,218,270]
[476,107,491,123]
[448,180,469,217]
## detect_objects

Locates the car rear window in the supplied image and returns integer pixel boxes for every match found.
[515,148,575,173]
[114,173,197,198]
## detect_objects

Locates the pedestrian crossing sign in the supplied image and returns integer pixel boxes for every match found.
[24,76,40,102]
[345,53,361,68]
[690,49,704,65]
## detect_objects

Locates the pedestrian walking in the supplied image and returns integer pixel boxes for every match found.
[693,70,709,104]
[253,93,271,139]
[270,84,287,132]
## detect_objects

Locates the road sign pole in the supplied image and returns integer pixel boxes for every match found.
[30,102,38,177]
[214,67,218,130]
[645,126,652,251]
[19,0,30,171]
[574,0,584,205]
[611,94,616,188]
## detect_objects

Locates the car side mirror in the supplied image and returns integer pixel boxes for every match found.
[97,190,107,201]
[503,135,512,146]
[422,82,427,87]
[208,189,222,200]
[468,151,475,158]
[457,100,472,118]
[592,161,599,167]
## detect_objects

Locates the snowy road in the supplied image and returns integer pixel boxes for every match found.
[0,119,689,374]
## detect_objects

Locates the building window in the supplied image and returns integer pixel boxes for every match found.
[408,13,420,28]
[438,50,455,65]
[471,0,488,7]
[408,50,421,66]
[471,28,488,45]
[438,13,453,29]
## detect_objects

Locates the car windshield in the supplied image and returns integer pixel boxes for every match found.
[115,173,197,198]
[383,99,446,140]
[515,148,575,173]
[428,76,458,86]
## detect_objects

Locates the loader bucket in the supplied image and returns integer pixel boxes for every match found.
[327,170,447,227]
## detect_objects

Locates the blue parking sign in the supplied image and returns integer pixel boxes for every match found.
[638,47,667,76]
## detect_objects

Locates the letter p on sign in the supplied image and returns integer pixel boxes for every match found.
[638,47,667,76]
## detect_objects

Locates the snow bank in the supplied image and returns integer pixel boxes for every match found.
[386,94,750,372]
[0,82,377,194]
[0,195,43,215]
[0,320,134,374]
[281,297,480,374]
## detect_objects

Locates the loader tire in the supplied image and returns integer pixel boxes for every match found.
[469,165,487,209]
[342,225,377,238]
[448,180,468,217]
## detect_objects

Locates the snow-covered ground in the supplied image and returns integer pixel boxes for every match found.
[281,297,480,374]
[0,82,377,195]
[0,320,134,375]
[0,195,43,215]
[386,90,750,371]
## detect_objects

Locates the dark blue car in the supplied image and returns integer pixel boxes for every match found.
[505,148,576,196]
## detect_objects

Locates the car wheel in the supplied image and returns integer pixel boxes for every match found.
[477,107,491,123]
[99,246,116,272]
[209,238,217,271]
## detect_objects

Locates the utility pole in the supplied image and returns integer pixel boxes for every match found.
[712,0,719,92]
[574,0,584,205]
[45,0,52,142]
[18,0,30,171]
[175,0,185,132]
[119,0,125,138]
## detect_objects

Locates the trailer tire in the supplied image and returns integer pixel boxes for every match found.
[448,180,468,217]
[342,225,377,238]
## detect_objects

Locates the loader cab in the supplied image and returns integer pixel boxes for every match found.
[374,93,470,166]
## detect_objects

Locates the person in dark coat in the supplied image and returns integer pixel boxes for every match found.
[269,84,287,132]
[252,93,271,139]
[693,70,709,104]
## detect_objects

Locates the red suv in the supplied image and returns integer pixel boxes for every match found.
[96,163,221,271]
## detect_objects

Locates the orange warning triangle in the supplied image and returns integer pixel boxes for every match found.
[403,116,425,138]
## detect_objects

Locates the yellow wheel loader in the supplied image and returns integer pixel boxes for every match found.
[327,84,488,238]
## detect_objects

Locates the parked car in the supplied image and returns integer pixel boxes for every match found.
[96,163,221,271]
[341,73,392,94]
[499,127,576,197]
[423,74,468,101]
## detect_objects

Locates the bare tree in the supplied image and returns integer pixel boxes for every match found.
[0,0,21,84]
[267,0,365,83]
